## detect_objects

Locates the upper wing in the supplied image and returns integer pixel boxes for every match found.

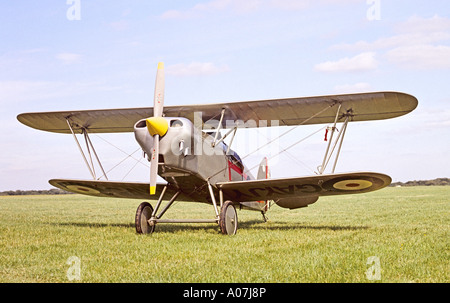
[206,91,417,127]
[17,91,417,133]
[18,108,154,134]
[216,172,391,202]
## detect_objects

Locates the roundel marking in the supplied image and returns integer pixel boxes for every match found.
[332,179,373,191]
[66,185,100,195]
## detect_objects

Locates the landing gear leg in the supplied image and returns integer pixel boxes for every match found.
[261,211,268,223]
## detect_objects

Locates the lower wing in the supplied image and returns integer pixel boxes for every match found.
[49,179,194,201]
[50,172,391,209]
[216,172,391,203]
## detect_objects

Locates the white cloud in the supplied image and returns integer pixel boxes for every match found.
[334,82,372,93]
[332,31,450,52]
[330,15,450,70]
[0,81,64,103]
[0,81,122,104]
[56,52,82,64]
[160,9,185,19]
[269,0,310,10]
[109,20,130,31]
[408,105,450,131]
[166,62,230,76]
[160,0,262,19]
[314,52,378,73]
[386,44,450,70]
[160,0,360,19]
[395,14,450,35]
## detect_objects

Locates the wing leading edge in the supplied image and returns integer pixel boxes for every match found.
[18,91,417,133]
[49,179,196,201]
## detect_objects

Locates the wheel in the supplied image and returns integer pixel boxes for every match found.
[135,202,155,234]
[219,200,238,235]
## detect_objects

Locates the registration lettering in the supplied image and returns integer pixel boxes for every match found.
[229,183,322,200]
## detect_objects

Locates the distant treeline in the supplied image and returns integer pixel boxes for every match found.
[0,188,73,196]
[390,178,450,187]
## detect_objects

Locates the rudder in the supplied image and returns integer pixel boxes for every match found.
[257,157,271,212]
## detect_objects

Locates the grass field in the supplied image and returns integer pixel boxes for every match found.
[0,186,448,283]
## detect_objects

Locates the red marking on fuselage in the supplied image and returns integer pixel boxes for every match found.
[228,160,243,181]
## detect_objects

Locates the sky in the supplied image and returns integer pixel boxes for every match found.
[1,0,449,190]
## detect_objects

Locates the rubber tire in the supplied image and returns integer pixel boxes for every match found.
[219,200,238,235]
[135,202,155,234]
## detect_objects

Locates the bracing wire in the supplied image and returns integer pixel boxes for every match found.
[239,103,335,163]
[92,134,149,180]
[242,125,327,176]
[207,103,337,180]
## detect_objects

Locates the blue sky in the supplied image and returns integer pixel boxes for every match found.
[1,0,449,190]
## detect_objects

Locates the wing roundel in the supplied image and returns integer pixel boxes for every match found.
[216,172,392,203]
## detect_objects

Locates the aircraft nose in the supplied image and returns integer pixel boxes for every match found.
[146,117,168,137]
[134,119,154,156]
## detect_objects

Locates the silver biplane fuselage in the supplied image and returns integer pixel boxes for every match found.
[134,116,265,212]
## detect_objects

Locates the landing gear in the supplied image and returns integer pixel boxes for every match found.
[261,211,268,223]
[135,184,239,235]
[219,201,238,235]
[135,202,155,234]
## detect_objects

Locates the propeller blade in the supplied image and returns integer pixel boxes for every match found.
[149,135,159,195]
[153,62,164,118]
[148,62,165,195]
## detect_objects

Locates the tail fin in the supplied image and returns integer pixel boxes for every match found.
[257,157,271,212]
[257,157,270,180]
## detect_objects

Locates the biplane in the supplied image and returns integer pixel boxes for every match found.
[17,62,418,235]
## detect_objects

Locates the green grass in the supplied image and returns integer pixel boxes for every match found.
[0,186,448,283]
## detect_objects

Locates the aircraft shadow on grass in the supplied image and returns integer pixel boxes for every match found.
[50,220,369,233]
[50,222,134,228]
